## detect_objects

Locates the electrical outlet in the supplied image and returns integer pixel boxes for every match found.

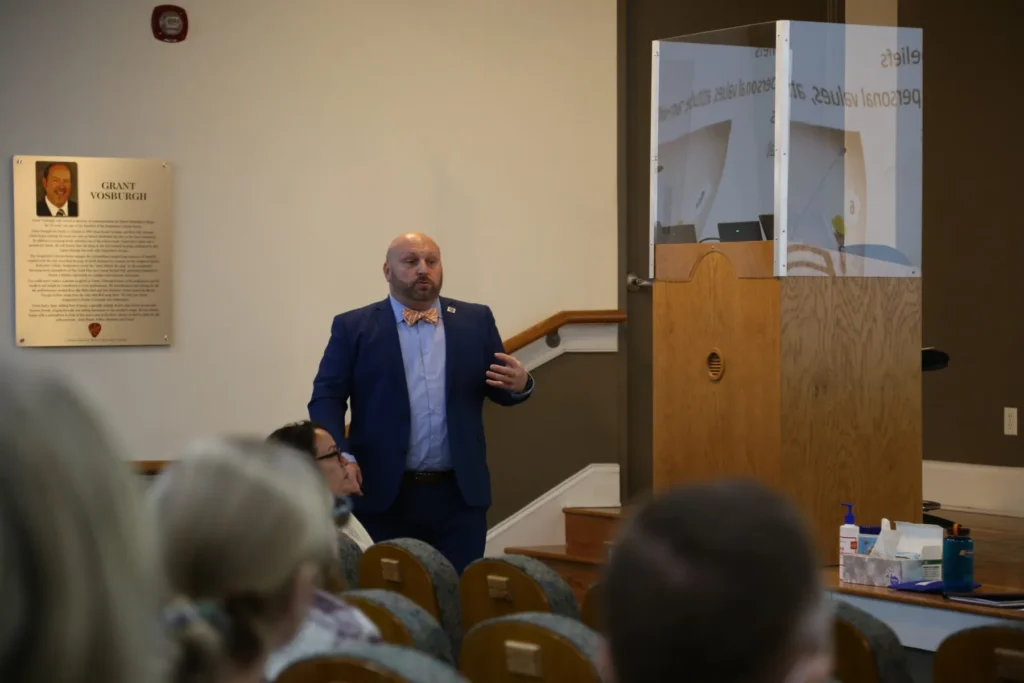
[1006,407,1018,436]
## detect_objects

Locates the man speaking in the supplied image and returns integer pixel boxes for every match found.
[309,233,533,573]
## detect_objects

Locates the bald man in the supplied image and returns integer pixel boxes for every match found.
[309,233,533,573]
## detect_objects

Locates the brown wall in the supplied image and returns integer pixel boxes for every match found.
[484,352,619,526]
[898,0,1024,468]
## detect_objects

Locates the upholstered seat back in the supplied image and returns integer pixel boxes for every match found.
[276,641,468,683]
[344,588,454,664]
[934,624,1024,683]
[460,554,580,632]
[359,539,462,657]
[460,612,602,683]
[833,601,914,683]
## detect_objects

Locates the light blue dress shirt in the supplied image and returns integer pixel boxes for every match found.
[388,295,451,471]
[343,295,533,472]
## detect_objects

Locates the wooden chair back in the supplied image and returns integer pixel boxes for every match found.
[359,543,441,618]
[461,555,577,631]
[460,613,602,683]
[277,642,467,683]
[934,625,1024,683]
[833,602,913,683]
[277,658,406,683]
[358,539,463,659]
[344,589,455,664]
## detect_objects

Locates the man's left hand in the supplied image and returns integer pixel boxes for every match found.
[486,352,529,393]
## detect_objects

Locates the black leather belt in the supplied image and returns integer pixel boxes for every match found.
[403,470,455,484]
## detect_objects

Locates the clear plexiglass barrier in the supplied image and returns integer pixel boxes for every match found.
[651,21,922,277]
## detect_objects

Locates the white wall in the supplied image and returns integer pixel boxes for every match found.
[0,0,617,461]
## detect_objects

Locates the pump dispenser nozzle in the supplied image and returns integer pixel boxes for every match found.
[841,503,855,524]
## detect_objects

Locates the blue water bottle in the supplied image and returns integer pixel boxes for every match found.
[942,523,974,592]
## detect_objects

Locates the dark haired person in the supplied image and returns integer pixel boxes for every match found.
[602,479,833,683]
[37,162,78,217]
[268,420,373,549]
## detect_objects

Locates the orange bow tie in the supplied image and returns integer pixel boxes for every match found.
[403,307,439,326]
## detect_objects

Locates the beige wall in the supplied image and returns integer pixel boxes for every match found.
[0,0,618,462]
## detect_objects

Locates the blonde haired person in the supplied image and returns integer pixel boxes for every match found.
[0,363,159,683]
[150,437,378,683]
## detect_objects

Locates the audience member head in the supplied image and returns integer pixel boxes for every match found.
[0,364,158,683]
[384,232,443,310]
[267,420,358,500]
[150,437,337,683]
[602,479,831,683]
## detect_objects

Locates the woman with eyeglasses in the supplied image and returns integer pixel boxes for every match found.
[268,421,374,550]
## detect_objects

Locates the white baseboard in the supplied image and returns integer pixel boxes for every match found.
[923,460,1024,518]
[513,323,618,372]
[485,463,620,556]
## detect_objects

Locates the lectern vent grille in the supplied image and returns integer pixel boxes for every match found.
[707,350,724,382]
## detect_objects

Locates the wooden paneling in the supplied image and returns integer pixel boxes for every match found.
[652,251,783,491]
[655,242,775,281]
[621,0,838,505]
[779,277,923,562]
[652,245,922,563]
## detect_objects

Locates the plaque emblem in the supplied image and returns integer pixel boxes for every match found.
[152,5,189,43]
[88,322,102,338]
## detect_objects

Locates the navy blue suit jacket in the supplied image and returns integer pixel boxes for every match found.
[309,296,530,513]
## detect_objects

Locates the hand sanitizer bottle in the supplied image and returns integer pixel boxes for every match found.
[840,503,859,563]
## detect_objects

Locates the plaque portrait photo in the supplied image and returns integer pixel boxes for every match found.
[35,160,80,217]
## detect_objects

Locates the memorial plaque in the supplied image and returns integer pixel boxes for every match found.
[12,155,174,347]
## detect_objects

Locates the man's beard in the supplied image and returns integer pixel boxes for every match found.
[398,275,441,302]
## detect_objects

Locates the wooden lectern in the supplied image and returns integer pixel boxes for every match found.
[652,241,922,564]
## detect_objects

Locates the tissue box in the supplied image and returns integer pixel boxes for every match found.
[840,554,942,587]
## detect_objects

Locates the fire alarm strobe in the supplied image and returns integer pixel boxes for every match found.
[152,5,189,43]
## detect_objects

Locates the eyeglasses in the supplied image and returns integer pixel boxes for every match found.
[315,449,343,464]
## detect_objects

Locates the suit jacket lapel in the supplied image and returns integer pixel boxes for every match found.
[375,298,411,403]
[441,297,458,399]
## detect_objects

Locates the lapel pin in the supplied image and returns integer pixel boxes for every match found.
[447,306,456,313]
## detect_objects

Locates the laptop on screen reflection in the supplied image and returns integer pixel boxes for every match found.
[718,221,764,242]
[658,223,698,244]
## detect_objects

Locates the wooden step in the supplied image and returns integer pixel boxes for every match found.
[504,544,603,604]
[564,506,622,561]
